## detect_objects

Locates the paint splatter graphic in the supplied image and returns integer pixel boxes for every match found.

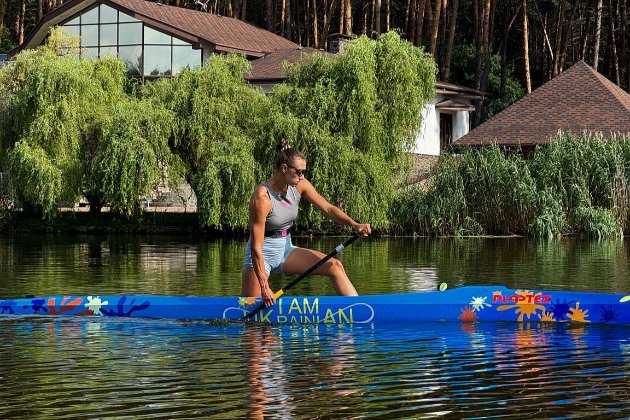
[550,299,575,321]
[85,296,109,316]
[238,297,258,308]
[567,302,590,323]
[469,296,491,312]
[537,311,556,322]
[48,296,93,316]
[600,305,617,323]
[458,305,478,322]
[99,297,150,317]
[496,290,546,321]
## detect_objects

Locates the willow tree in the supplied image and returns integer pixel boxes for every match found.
[272,31,436,228]
[143,54,273,228]
[1,28,180,217]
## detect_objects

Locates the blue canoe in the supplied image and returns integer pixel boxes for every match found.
[1,286,630,325]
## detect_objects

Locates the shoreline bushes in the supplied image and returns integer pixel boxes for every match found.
[393,132,627,239]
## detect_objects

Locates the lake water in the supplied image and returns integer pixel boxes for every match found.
[1,234,630,417]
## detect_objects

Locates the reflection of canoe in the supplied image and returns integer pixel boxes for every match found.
[1,286,630,325]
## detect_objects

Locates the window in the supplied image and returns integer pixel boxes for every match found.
[100,5,117,23]
[144,26,171,45]
[119,23,143,45]
[144,46,171,76]
[58,6,201,78]
[100,24,117,46]
[173,46,201,75]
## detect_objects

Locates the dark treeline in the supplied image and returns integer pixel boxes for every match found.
[2,1,629,100]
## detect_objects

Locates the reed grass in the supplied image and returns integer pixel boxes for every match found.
[392,132,630,238]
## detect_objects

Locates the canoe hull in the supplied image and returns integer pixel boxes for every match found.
[2,286,630,325]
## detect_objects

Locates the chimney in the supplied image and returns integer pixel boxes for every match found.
[327,33,352,54]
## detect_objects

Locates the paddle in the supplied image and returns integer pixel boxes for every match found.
[243,234,361,321]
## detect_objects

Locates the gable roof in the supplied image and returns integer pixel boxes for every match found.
[246,49,484,102]
[245,47,322,82]
[454,61,630,147]
[10,0,298,58]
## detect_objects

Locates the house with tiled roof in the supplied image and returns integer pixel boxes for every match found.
[454,61,630,152]
[12,0,482,158]
[10,0,298,78]
[245,47,484,157]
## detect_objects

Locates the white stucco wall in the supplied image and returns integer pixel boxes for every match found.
[412,95,472,156]
[452,110,470,141]
[413,98,440,156]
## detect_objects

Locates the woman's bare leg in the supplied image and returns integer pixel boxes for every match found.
[283,248,358,296]
[241,267,262,296]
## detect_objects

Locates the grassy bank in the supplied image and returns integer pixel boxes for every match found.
[391,132,630,238]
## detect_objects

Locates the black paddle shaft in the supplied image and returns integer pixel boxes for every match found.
[243,235,360,321]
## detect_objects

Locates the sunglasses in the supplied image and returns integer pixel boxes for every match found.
[286,163,307,177]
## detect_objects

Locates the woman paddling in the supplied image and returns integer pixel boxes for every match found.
[242,139,371,307]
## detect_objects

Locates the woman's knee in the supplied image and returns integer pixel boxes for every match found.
[326,258,345,276]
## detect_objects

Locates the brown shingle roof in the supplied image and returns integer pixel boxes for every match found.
[12,0,298,58]
[454,61,630,147]
[245,47,322,82]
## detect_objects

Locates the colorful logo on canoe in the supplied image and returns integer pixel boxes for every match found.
[458,290,597,323]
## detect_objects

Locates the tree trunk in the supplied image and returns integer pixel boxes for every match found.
[405,0,414,38]
[374,0,381,34]
[442,0,458,81]
[523,0,531,93]
[499,1,521,96]
[593,0,603,70]
[608,0,620,84]
[38,0,43,20]
[344,0,352,35]
[552,0,565,76]
[474,0,491,127]
[0,0,6,49]
[622,0,628,90]
[284,0,291,40]
[241,0,247,20]
[280,0,286,36]
[418,0,433,42]
[385,0,390,32]
[558,0,577,73]
[311,0,318,47]
[266,0,274,31]
[18,0,26,45]
[339,0,345,34]
[322,0,338,48]
[428,0,442,58]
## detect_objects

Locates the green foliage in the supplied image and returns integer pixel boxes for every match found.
[449,44,525,121]
[393,132,630,238]
[88,100,182,216]
[273,32,436,229]
[459,146,537,234]
[144,32,436,230]
[144,54,266,228]
[9,141,62,217]
[1,28,180,217]
[573,206,623,239]
[528,188,567,239]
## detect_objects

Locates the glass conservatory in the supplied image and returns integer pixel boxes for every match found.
[60,4,201,77]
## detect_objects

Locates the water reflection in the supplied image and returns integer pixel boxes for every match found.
[2,235,630,299]
[2,235,630,416]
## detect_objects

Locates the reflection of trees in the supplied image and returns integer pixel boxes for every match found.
[2,236,630,299]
